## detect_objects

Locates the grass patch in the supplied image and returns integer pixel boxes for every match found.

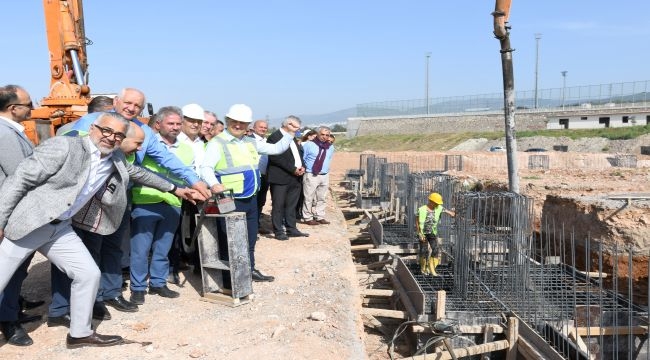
[337,125,650,152]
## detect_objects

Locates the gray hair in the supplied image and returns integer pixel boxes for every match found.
[317,125,331,133]
[155,106,183,123]
[94,112,130,129]
[204,110,217,120]
[282,115,301,127]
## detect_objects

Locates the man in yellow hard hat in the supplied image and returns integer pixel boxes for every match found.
[416,192,455,276]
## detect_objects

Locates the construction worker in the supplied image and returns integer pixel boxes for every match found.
[200,104,299,282]
[416,192,455,276]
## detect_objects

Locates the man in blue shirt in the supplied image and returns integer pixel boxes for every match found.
[48,88,210,326]
[301,126,335,226]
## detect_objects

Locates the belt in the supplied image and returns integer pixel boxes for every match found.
[50,219,62,225]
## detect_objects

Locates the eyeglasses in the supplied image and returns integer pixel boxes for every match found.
[8,102,33,110]
[93,124,126,141]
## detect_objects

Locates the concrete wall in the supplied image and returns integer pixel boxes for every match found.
[347,106,650,137]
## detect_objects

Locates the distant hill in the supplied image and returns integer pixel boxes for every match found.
[269,107,356,128]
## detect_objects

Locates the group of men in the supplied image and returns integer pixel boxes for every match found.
[0,84,336,349]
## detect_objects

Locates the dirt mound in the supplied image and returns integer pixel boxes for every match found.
[453,134,650,154]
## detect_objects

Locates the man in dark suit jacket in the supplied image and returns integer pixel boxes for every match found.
[0,112,194,348]
[0,84,40,346]
[267,116,309,240]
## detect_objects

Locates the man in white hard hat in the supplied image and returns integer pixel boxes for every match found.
[179,104,206,173]
[200,104,299,282]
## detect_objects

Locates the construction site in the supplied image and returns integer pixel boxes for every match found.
[336,149,650,359]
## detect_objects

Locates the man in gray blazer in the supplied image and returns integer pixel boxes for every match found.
[0,112,194,348]
[0,84,39,346]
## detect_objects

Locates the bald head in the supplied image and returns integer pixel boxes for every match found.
[120,121,145,155]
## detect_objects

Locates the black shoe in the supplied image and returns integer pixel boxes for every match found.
[0,321,33,346]
[167,271,181,285]
[47,314,71,328]
[66,332,123,349]
[104,295,138,313]
[18,311,42,324]
[149,285,180,298]
[275,233,289,241]
[287,231,309,237]
[130,290,146,305]
[91,301,112,320]
[251,269,275,282]
[19,297,45,311]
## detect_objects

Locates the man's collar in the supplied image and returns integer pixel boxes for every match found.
[0,116,25,133]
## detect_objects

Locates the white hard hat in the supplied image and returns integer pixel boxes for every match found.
[225,104,253,123]
[182,103,205,121]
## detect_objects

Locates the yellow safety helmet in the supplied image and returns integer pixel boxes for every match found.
[428,192,443,205]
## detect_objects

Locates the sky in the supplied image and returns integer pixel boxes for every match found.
[2,1,649,123]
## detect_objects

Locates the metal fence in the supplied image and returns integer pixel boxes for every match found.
[357,80,650,117]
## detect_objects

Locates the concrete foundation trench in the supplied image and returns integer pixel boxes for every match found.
[335,152,650,360]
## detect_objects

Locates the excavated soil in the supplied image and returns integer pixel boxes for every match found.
[2,148,649,359]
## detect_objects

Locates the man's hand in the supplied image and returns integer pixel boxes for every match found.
[191,181,212,199]
[418,234,426,243]
[210,183,226,194]
[0,229,4,243]
[174,188,206,205]
[293,167,305,176]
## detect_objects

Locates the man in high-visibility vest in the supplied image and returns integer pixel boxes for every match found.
[416,192,455,276]
[129,106,195,304]
[200,104,299,282]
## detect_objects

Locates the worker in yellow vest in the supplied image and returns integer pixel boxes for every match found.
[416,192,455,276]
[200,104,299,282]
[129,106,196,304]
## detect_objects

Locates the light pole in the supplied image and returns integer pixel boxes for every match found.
[561,70,568,109]
[425,52,431,114]
[534,33,541,108]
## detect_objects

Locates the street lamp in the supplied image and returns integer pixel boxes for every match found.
[534,33,541,108]
[561,70,568,109]
[425,52,431,114]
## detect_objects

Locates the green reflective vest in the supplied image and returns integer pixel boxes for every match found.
[131,141,194,207]
[418,204,444,236]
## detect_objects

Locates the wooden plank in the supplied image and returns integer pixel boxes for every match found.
[351,244,374,251]
[435,290,446,321]
[517,338,546,360]
[516,317,566,360]
[409,340,510,360]
[360,289,395,297]
[355,259,393,271]
[575,325,648,336]
[360,307,408,319]
[386,266,419,320]
[482,324,494,360]
[362,314,393,338]
[411,324,504,334]
[506,317,518,360]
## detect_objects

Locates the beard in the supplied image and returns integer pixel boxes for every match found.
[91,137,117,156]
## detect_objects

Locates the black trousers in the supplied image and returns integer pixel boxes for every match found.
[269,177,302,236]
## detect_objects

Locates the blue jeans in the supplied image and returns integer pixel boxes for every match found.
[48,210,131,317]
[130,203,180,290]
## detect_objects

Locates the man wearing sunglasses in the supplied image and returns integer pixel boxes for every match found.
[0,112,195,348]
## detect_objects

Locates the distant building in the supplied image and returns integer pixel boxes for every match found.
[547,112,650,130]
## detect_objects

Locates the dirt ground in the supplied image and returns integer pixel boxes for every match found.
[2,149,649,359]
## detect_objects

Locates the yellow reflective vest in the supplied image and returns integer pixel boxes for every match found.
[131,140,194,207]
[211,133,260,199]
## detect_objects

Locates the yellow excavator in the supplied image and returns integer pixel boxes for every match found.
[25,0,91,144]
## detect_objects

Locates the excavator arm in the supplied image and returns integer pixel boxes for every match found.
[25,0,92,144]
